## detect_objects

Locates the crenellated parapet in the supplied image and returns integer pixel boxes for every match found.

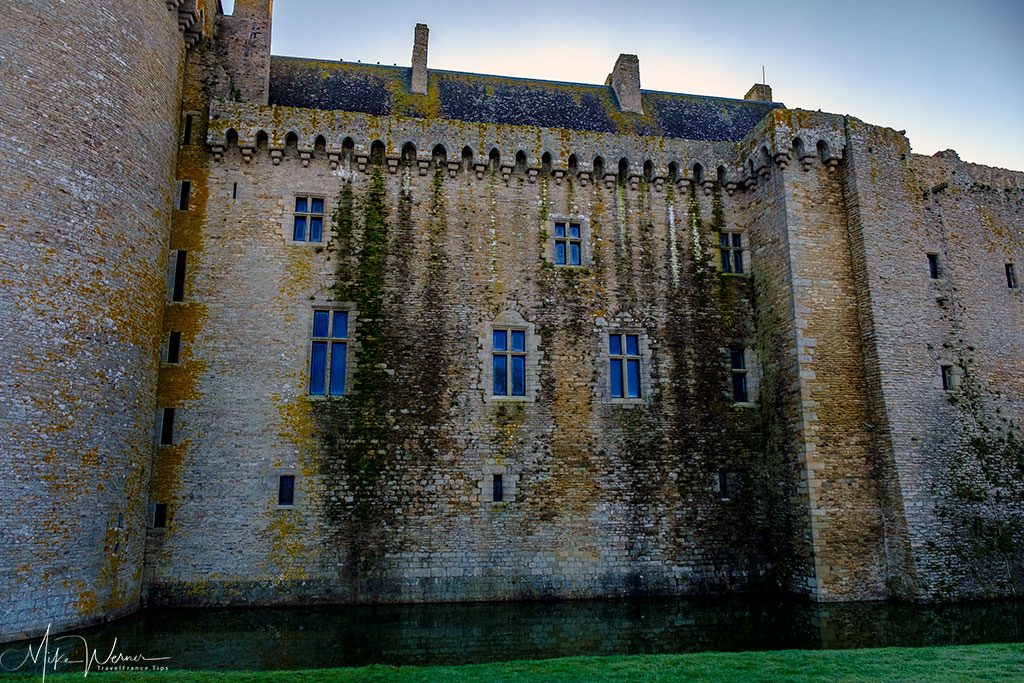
[206,99,750,193]
[166,0,204,48]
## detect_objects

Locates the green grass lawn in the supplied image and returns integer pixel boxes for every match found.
[2,642,1022,682]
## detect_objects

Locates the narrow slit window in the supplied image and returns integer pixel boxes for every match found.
[182,114,193,145]
[927,253,940,279]
[167,331,181,364]
[492,328,527,397]
[731,348,749,402]
[718,471,731,500]
[941,364,955,391]
[159,407,175,445]
[152,503,168,529]
[1006,263,1018,289]
[278,475,295,506]
[720,232,744,274]
[171,250,186,302]
[492,474,504,502]
[553,222,582,266]
[609,333,641,399]
[309,309,348,396]
[178,180,191,211]
[294,195,325,242]
[232,182,238,200]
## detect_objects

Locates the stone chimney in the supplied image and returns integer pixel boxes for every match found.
[411,23,429,94]
[606,54,643,115]
[744,83,773,102]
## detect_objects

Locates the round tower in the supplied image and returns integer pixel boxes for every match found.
[0,1,200,640]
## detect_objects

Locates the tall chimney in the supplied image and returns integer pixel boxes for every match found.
[606,54,643,115]
[411,23,429,94]
[744,83,773,102]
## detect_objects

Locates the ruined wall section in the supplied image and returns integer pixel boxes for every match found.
[0,1,192,641]
[143,106,772,604]
[843,124,1024,599]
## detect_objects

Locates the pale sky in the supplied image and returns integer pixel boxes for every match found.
[228,0,1023,170]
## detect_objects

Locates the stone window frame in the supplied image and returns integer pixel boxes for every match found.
[600,326,653,406]
[478,462,519,504]
[149,502,169,530]
[725,344,760,408]
[714,228,749,276]
[544,213,592,268]
[1006,262,1018,290]
[713,470,742,502]
[478,310,541,403]
[276,472,297,509]
[282,191,330,245]
[305,299,357,400]
[161,330,183,365]
[939,362,963,392]
[175,180,192,211]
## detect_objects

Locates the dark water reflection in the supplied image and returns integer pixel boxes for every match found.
[3,597,1024,673]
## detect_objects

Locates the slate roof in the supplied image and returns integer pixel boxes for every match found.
[268,57,782,142]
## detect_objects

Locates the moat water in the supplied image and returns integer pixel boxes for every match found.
[2,597,1024,674]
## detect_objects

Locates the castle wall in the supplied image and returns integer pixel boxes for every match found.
[142,108,775,605]
[0,1,188,640]
[841,126,1024,599]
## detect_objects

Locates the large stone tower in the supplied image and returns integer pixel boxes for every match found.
[0,0,212,641]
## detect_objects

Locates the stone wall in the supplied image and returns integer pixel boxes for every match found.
[142,106,775,604]
[0,0,190,641]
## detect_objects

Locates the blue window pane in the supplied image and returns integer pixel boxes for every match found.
[310,217,323,242]
[721,249,732,273]
[609,334,621,356]
[720,233,730,247]
[332,311,348,339]
[554,223,565,238]
[732,374,748,402]
[610,358,623,398]
[312,198,324,214]
[313,310,329,337]
[309,342,327,395]
[492,355,507,395]
[293,216,307,241]
[511,356,526,396]
[626,335,639,356]
[511,330,526,352]
[295,197,308,213]
[732,233,742,248]
[329,343,346,395]
[555,241,566,265]
[627,359,641,398]
[734,251,744,274]
[731,349,745,369]
[569,242,581,265]
[493,329,507,351]
[569,224,581,239]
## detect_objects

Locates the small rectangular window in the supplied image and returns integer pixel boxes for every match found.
[492,327,527,397]
[1007,263,1018,289]
[167,331,181,364]
[178,180,191,211]
[609,333,641,399]
[159,407,175,445]
[278,475,295,506]
[731,348,749,402]
[153,503,168,528]
[927,253,939,279]
[232,182,238,200]
[171,250,187,302]
[941,365,955,391]
[309,309,348,396]
[492,474,503,502]
[718,471,731,500]
[553,222,583,266]
[294,195,325,243]
[720,232,744,274]
[182,114,193,145]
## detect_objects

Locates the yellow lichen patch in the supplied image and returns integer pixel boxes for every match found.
[276,390,318,478]
[149,442,189,515]
[73,586,100,618]
[261,510,316,582]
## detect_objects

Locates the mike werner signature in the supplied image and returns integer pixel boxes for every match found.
[0,624,171,681]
